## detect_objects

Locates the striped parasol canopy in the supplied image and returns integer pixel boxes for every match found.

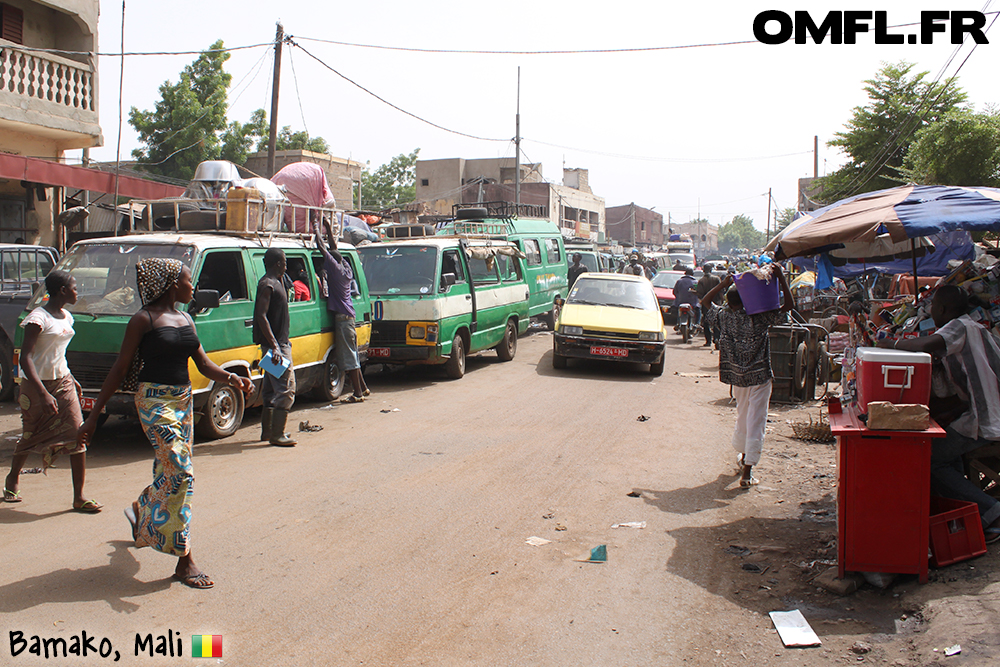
[767,185,1000,260]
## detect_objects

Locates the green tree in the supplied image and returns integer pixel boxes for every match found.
[362,149,420,209]
[255,126,330,154]
[774,207,797,235]
[901,108,1000,187]
[819,61,967,203]
[718,214,765,253]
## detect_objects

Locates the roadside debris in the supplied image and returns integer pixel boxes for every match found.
[725,545,751,557]
[554,523,567,531]
[674,372,712,378]
[611,521,646,529]
[944,645,962,657]
[298,420,323,432]
[379,408,401,413]
[542,512,555,519]
[626,491,642,498]
[525,536,551,546]
[769,609,821,647]
[576,545,607,563]
[19,467,42,475]
[850,641,871,655]
[636,415,650,422]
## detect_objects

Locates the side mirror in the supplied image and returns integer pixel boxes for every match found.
[440,273,457,291]
[554,296,565,307]
[189,289,220,315]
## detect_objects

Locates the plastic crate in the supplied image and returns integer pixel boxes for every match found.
[929,497,987,568]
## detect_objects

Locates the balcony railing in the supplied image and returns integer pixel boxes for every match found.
[0,44,95,112]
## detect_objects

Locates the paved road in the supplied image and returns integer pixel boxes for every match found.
[0,328,947,666]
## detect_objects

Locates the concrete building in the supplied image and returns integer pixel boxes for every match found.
[605,204,663,249]
[245,149,363,209]
[672,220,719,255]
[0,0,105,246]
[414,157,606,241]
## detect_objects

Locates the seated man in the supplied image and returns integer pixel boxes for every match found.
[882,285,1000,543]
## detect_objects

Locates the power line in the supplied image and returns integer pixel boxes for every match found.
[291,35,757,55]
[524,139,811,164]
[289,40,508,143]
[10,43,273,58]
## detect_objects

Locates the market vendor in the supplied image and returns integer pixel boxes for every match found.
[878,285,1000,543]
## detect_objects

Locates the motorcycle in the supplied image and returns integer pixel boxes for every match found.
[678,303,700,344]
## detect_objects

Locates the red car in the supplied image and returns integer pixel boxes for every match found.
[652,270,702,323]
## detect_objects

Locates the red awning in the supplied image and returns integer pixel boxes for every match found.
[0,153,184,200]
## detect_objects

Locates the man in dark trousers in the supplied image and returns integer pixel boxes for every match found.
[316,221,370,403]
[254,247,297,446]
[568,253,588,287]
[696,265,722,347]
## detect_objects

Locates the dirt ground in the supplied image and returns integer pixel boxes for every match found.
[1,326,998,666]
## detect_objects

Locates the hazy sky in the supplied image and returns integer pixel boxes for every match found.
[89,1,998,232]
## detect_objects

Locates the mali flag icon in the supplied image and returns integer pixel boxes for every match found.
[192,635,222,658]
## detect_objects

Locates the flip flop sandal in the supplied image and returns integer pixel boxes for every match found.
[341,394,365,404]
[362,389,371,397]
[4,487,22,503]
[73,499,103,513]
[173,572,214,589]
[985,528,1000,545]
[739,476,759,488]
[125,502,139,541]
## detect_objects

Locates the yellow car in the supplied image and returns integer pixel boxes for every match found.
[552,273,666,376]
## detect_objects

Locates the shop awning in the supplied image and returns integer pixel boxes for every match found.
[0,153,184,200]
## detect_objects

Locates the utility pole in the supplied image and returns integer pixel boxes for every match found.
[630,202,635,248]
[266,22,284,178]
[766,187,772,242]
[514,67,521,212]
[814,135,819,178]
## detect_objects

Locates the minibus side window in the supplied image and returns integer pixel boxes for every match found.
[497,254,521,282]
[469,257,500,285]
[544,238,561,264]
[198,251,248,302]
[441,249,466,284]
[285,255,314,302]
[522,239,541,266]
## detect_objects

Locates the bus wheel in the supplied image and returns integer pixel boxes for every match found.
[196,380,245,440]
[313,356,346,402]
[445,335,466,379]
[496,320,517,361]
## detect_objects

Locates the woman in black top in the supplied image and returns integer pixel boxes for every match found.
[79,258,252,589]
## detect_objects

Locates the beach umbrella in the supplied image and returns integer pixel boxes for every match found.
[767,184,1000,261]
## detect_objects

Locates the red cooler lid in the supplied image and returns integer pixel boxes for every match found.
[855,347,931,364]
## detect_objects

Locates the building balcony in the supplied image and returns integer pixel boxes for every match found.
[0,41,101,150]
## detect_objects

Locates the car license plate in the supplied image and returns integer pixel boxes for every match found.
[80,396,104,413]
[368,347,391,358]
[591,346,628,358]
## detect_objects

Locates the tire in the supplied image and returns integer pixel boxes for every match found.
[817,341,831,386]
[552,351,567,369]
[792,341,809,396]
[196,379,245,440]
[543,305,558,331]
[680,323,689,344]
[0,342,14,402]
[312,354,346,402]
[496,320,517,361]
[649,355,665,376]
[445,334,466,379]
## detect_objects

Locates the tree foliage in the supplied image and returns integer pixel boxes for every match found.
[362,149,420,209]
[129,40,327,181]
[901,108,1000,187]
[819,61,967,203]
[718,214,765,253]
[774,207,797,234]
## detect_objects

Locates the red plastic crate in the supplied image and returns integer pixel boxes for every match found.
[929,497,987,568]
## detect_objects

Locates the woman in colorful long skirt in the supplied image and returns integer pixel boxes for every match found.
[78,258,253,589]
[4,271,100,512]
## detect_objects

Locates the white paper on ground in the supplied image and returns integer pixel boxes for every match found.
[611,521,647,529]
[525,536,551,546]
[769,610,821,647]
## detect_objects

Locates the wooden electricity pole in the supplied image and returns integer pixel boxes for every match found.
[266,22,283,178]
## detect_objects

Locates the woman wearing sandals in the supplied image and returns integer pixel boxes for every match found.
[77,258,253,589]
[4,271,101,512]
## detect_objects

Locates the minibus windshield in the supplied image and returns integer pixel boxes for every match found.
[358,245,438,296]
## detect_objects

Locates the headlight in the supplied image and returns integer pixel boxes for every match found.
[561,325,583,335]
[639,331,663,342]
[409,325,426,339]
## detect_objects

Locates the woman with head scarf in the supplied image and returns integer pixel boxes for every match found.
[78,258,253,589]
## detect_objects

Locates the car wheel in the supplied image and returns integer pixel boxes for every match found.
[552,350,567,369]
[649,355,665,376]
[445,334,466,379]
[496,320,517,361]
[0,342,14,402]
[196,379,245,440]
[312,355,346,402]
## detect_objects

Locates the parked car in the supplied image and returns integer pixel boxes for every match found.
[651,270,684,324]
[551,273,665,375]
[15,233,371,438]
[0,243,59,400]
